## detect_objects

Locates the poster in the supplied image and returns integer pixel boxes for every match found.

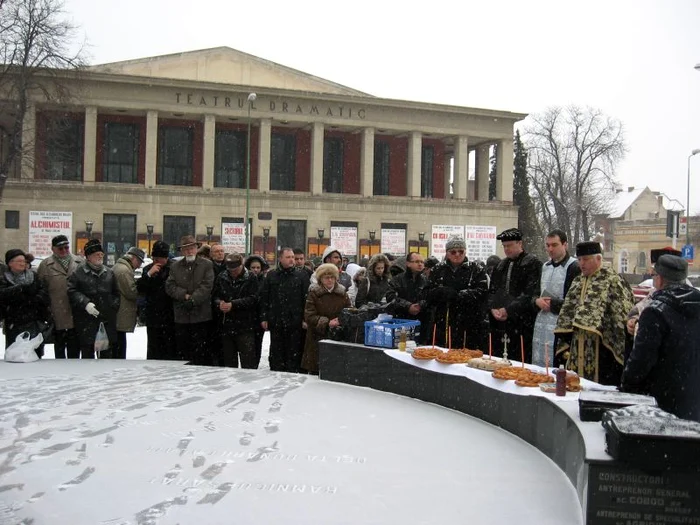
[380,228,406,256]
[28,211,73,258]
[465,225,497,262]
[330,226,357,256]
[221,222,246,254]
[430,225,465,259]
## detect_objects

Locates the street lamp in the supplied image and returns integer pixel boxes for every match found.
[418,231,425,242]
[245,92,257,257]
[206,224,214,245]
[85,220,93,238]
[262,226,270,262]
[687,149,700,245]
[146,223,154,255]
[317,228,325,240]
[368,230,376,241]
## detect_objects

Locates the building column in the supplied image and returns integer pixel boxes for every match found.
[145,110,158,188]
[310,121,324,196]
[407,131,422,198]
[20,102,36,180]
[476,144,490,202]
[202,114,215,190]
[360,127,375,198]
[443,154,452,199]
[453,135,469,200]
[83,107,97,183]
[496,137,514,202]
[257,118,271,191]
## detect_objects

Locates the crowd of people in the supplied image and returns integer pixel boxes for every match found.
[1,227,698,421]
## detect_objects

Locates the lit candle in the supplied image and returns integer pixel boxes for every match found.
[489,333,492,358]
[545,342,550,375]
[520,335,525,368]
[448,327,452,351]
[432,324,437,349]
[463,331,467,350]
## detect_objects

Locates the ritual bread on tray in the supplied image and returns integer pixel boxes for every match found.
[467,357,512,371]
[412,347,443,360]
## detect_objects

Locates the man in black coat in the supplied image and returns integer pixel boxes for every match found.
[212,253,260,368]
[489,228,542,363]
[386,251,428,343]
[423,237,490,350]
[259,247,309,372]
[136,241,176,360]
[621,255,700,422]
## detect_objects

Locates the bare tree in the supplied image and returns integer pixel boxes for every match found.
[0,0,86,200]
[524,105,626,245]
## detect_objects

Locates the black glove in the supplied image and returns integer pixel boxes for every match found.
[179,299,195,311]
[22,281,38,294]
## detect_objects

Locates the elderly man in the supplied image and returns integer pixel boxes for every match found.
[554,241,634,385]
[531,230,580,367]
[489,228,542,362]
[136,240,175,360]
[621,255,700,422]
[423,237,489,350]
[209,244,227,278]
[37,235,83,358]
[113,246,145,359]
[259,247,309,372]
[165,235,215,365]
[213,253,260,368]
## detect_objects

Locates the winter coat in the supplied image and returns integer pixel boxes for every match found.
[386,268,428,324]
[136,260,175,327]
[165,256,214,324]
[423,259,490,350]
[302,283,351,373]
[355,254,392,307]
[37,254,82,330]
[488,251,542,329]
[67,263,120,349]
[0,269,51,335]
[311,246,356,304]
[212,268,260,335]
[259,265,309,328]
[113,257,139,332]
[621,284,700,422]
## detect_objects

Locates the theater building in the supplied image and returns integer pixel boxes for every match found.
[1,47,525,264]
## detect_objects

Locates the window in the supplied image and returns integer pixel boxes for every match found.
[215,130,246,188]
[373,140,390,196]
[103,214,136,266]
[164,215,195,255]
[5,210,19,229]
[323,137,343,193]
[421,145,434,198]
[277,219,306,253]
[637,252,646,269]
[619,250,629,274]
[157,126,193,186]
[270,133,296,191]
[103,122,139,183]
[45,117,83,181]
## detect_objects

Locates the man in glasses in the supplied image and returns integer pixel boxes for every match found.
[37,235,83,358]
[423,237,489,350]
[386,252,428,341]
[489,228,542,363]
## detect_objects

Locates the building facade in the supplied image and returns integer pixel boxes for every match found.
[1,47,525,264]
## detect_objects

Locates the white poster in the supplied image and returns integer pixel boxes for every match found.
[465,225,498,262]
[28,211,73,258]
[221,222,246,254]
[330,226,357,256]
[430,225,465,259]
[380,228,406,256]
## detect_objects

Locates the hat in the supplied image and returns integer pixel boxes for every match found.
[84,239,104,257]
[177,235,200,250]
[225,253,244,269]
[445,236,466,251]
[52,234,69,247]
[245,254,268,270]
[575,241,602,257]
[496,228,523,241]
[315,263,339,280]
[126,247,146,263]
[650,247,681,264]
[425,256,439,269]
[5,248,25,265]
[655,254,688,283]
[151,240,170,258]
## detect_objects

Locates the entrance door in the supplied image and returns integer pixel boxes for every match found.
[277,219,306,256]
[163,215,196,256]
[103,214,136,266]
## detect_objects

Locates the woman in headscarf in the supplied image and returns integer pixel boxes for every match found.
[0,249,51,358]
[245,254,269,367]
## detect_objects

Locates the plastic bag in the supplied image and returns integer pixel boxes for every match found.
[94,322,110,354]
[4,331,42,363]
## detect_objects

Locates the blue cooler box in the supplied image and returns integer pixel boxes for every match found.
[364,319,421,349]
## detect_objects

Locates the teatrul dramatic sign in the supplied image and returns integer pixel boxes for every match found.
[221,222,246,254]
[330,226,357,256]
[430,225,465,259]
[465,225,497,262]
[28,211,73,257]
[380,228,406,256]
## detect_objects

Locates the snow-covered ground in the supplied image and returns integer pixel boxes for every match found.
[1,329,584,524]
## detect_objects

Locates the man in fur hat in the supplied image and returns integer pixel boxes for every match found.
[554,241,634,385]
[489,228,542,363]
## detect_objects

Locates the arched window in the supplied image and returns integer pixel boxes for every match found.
[619,250,629,273]
[637,251,647,269]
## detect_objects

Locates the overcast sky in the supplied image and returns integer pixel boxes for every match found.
[63,0,700,212]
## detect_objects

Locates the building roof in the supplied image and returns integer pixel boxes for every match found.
[88,46,372,97]
[659,193,684,212]
[608,187,645,219]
